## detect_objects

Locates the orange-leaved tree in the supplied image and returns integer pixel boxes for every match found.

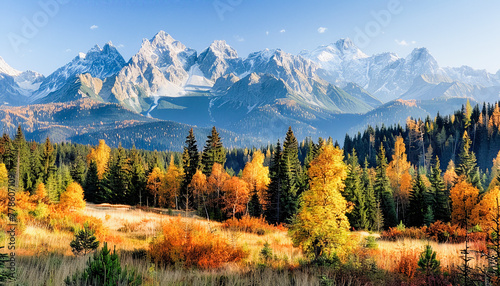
[59,182,86,212]
[450,180,479,227]
[87,140,111,180]
[289,144,350,260]
[222,177,249,219]
[207,163,230,220]
[242,150,270,215]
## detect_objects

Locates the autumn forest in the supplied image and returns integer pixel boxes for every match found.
[4,101,500,285]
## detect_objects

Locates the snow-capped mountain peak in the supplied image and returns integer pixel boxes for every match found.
[205,40,238,59]
[0,56,22,76]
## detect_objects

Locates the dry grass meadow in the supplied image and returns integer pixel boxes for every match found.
[9,203,479,285]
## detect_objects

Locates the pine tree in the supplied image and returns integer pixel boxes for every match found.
[65,242,141,286]
[266,140,282,224]
[456,131,482,192]
[344,150,367,229]
[201,127,226,177]
[12,125,30,191]
[408,171,433,227]
[430,157,450,222]
[417,244,441,277]
[181,128,199,209]
[129,147,146,206]
[84,161,106,203]
[280,127,302,223]
[70,222,99,256]
[374,144,397,228]
[362,158,377,230]
[104,146,132,204]
[41,137,56,183]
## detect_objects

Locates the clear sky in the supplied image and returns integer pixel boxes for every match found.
[1,0,499,75]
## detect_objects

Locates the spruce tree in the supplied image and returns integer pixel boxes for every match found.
[430,157,450,222]
[374,144,397,228]
[181,128,199,208]
[129,147,146,206]
[456,131,482,192]
[362,158,377,230]
[345,150,367,229]
[408,171,433,227]
[281,127,302,223]
[41,137,56,183]
[12,125,30,191]
[104,146,132,204]
[84,161,106,203]
[266,140,282,224]
[201,127,226,177]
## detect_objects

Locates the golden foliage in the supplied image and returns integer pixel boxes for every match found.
[0,163,7,190]
[290,145,350,259]
[59,182,86,212]
[450,180,479,227]
[443,160,458,189]
[471,186,500,229]
[161,157,184,209]
[242,150,270,209]
[189,169,207,208]
[87,139,111,180]
[146,167,164,206]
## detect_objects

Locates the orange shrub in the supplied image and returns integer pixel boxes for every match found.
[381,227,426,241]
[396,249,419,279]
[150,216,247,269]
[221,215,283,235]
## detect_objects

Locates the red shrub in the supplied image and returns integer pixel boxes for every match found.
[150,217,247,269]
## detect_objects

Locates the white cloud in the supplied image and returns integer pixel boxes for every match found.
[90,25,98,30]
[411,41,417,44]
[266,31,269,36]
[317,27,327,34]
[234,35,245,42]
[280,29,286,33]
[65,49,72,53]
[395,39,409,46]
[117,44,125,48]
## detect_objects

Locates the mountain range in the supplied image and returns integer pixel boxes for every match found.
[0,31,499,149]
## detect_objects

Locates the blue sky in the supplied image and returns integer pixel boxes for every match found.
[1,0,499,75]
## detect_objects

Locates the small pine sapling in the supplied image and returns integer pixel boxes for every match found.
[70,222,99,256]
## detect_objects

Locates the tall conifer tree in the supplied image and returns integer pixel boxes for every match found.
[374,144,397,228]
[201,127,226,176]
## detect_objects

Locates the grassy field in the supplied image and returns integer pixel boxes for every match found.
[10,204,480,285]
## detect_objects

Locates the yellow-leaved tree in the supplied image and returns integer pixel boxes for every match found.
[87,139,111,180]
[59,182,86,212]
[450,180,479,227]
[162,157,184,209]
[189,170,208,215]
[386,136,412,220]
[289,144,350,261]
[471,186,500,229]
[242,150,270,214]
[147,167,164,207]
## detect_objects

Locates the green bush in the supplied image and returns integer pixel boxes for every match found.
[65,242,142,286]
